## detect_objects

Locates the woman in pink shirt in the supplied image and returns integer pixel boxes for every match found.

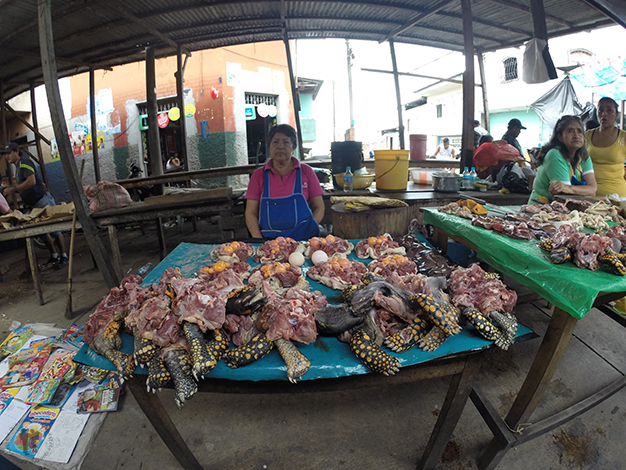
[245,124,325,240]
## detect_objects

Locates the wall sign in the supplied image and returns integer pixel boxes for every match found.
[184,103,196,117]
[245,106,257,121]
[158,112,169,128]
[168,107,181,121]
[201,121,210,139]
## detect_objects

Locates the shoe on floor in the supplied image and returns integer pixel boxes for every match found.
[59,255,69,266]
[41,257,60,271]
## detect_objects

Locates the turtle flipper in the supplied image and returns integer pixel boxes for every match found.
[146,352,170,392]
[275,338,310,383]
[133,330,158,368]
[104,349,136,379]
[182,322,218,380]
[223,333,273,368]
[226,285,267,315]
[350,328,400,376]
[385,317,430,352]
[418,326,449,352]
[163,348,198,408]
[463,307,501,342]
[409,294,461,336]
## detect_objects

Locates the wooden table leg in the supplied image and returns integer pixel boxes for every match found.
[107,225,124,281]
[431,226,449,254]
[25,237,44,305]
[156,217,167,260]
[477,307,578,470]
[417,354,481,470]
[127,376,203,470]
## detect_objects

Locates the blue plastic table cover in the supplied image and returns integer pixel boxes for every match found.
[423,207,626,320]
[74,241,533,382]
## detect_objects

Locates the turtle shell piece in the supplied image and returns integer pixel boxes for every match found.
[183,322,219,380]
[538,237,554,252]
[163,348,198,408]
[146,353,170,392]
[550,247,571,264]
[133,333,158,368]
[349,328,400,376]
[275,338,311,383]
[598,251,626,276]
[223,333,273,368]
[385,317,430,352]
[409,294,461,336]
[418,325,448,352]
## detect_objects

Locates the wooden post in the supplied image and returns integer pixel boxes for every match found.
[0,79,6,145]
[477,53,490,133]
[89,68,101,182]
[389,39,405,150]
[460,0,475,171]
[29,84,49,188]
[176,45,189,173]
[282,32,304,159]
[146,46,164,188]
[37,0,119,289]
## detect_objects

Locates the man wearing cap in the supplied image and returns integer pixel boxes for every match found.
[1,142,68,268]
[502,118,526,156]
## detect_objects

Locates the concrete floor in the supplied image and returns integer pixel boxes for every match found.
[1,218,626,470]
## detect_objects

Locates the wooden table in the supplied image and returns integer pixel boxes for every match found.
[424,207,626,469]
[126,352,483,470]
[0,188,240,305]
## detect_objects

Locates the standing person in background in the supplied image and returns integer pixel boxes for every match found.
[528,115,596,204]
[473,120,488,148]
[586,97,626,197]
[433,138,456,159]
[502,118,526,156]
[1,142,68,268]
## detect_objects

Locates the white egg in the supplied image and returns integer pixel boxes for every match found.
[289,251,305,267]
[311,250,328,266]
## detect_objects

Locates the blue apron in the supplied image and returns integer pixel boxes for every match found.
[259,168,320,241]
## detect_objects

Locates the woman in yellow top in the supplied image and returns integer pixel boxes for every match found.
[586,97,626,197]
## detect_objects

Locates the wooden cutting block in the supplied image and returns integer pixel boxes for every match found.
[144,187,232,205]
[331,202,409,239]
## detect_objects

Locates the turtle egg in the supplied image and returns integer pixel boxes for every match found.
[311,250,328,266]
[289,251,305,267]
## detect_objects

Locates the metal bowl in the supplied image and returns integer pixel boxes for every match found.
[431,172,461,192]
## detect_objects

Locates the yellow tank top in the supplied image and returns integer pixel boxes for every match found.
[587,128,626,197]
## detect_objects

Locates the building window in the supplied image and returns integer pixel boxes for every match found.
[569,48,594,66]
[436,104,442,118]
[503,57,518,82]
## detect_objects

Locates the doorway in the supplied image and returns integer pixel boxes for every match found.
[245,93,278,165]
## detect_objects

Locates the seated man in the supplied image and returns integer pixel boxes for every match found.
[1,142,67,268]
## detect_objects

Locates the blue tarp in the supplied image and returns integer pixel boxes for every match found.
[75,242,533,382]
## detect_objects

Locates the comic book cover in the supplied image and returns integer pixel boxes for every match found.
[0,327,36,360]
[54,324,84,351]
[70,364,109,385]
[0,387,20,415]
[0,345,52,389]
[47,382,77,408]
[25,350,76,404]
[6,406,60,458]
[77,382,120,413]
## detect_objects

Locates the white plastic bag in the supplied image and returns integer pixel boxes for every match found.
[523,38,550,84]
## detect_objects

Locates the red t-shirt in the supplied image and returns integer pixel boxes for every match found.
[245,157,324,201]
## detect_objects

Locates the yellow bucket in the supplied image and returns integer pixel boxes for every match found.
[374,150,410,190]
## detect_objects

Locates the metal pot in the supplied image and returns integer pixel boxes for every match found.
[431,172,462,192]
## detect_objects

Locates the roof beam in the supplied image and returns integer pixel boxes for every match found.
[582,0,626,28]
[438,11,532,37]
[106,0,190,55]
[362,67,482,87]
[6,47,113,71]
[380,0,454,43]
[484,0,574,27]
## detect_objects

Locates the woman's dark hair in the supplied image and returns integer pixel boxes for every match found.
[478,134,493,145]
[598,97,619,113]
[268,124,297,148]
[537,115,588,167]
[442,137,450,144]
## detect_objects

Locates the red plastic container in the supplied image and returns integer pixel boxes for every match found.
[409,134,427,161]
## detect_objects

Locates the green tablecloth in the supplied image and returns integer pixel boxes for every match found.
[423,207,626,319]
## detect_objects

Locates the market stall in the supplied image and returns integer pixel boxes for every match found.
[422,205,626,469]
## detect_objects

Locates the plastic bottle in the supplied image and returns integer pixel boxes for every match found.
[462,167,470,190]
[469,167,477,188]
[137,262,153,277]
[343,166,353,193]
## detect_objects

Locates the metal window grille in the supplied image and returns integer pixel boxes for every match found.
[137,96,179,116]
[503,57,518,82]
[245,93,277,106]
[436,104,443,118]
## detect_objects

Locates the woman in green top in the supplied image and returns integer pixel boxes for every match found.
[528,115,597,204]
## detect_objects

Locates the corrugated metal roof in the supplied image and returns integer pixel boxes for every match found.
[0,0,621,100]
